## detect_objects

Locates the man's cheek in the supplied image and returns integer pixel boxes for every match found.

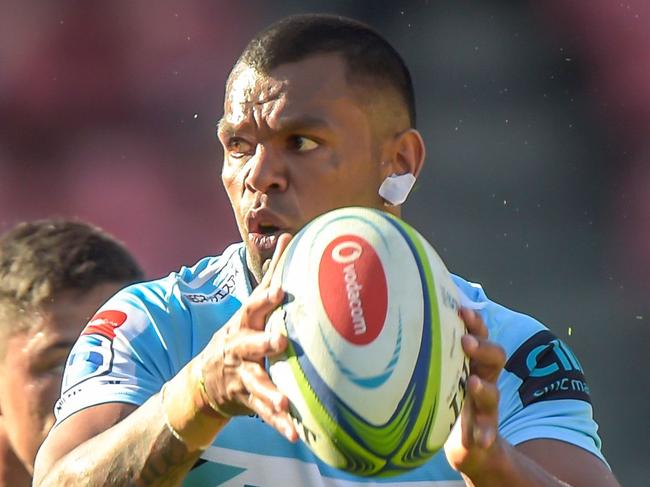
[24,374,60,426]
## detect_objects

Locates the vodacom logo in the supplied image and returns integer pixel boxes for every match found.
[331,240,363,264]
[319,235,387,345]
[331,240,366,336]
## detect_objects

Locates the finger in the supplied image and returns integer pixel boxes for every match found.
[260,232,293,288]
[248,394,298,442]
[460,308,488,340]
[461,335,506,382]
[466,375,499,449]
[242,286,286,331]
[239,361,298,442]
[467,375,499,413]
[224,330,288,362]
[471,418,497,450]
[239,361,289,413]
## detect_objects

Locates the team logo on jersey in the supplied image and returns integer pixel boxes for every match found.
[505,330,591,406]
[62,310,127,392]
[62,334,114,391]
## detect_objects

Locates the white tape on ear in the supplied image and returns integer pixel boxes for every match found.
[378,173,416,206]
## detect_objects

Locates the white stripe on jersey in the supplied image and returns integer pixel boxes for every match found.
[200,446,464,487]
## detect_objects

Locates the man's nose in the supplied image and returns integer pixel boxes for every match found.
[244,145,288,193]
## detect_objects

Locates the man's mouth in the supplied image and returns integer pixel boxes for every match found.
[257,223,281,235]
[246,210,287,254]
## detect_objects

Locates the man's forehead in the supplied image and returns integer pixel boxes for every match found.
[227,65,285,106]
[222,54,354,124]
[223,65,287,126]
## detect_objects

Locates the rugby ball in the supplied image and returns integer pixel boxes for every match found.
[266,207,468,477]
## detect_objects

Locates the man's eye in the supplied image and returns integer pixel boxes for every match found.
[288,136,319,152]
[32,356,67,376]
[47,363,66,375]
[227,138,253,158]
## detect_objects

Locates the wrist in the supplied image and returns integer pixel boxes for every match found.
[161,359,229,452]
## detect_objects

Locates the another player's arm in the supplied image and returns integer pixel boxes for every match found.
[34,236,297,487]
[446,309,620,487]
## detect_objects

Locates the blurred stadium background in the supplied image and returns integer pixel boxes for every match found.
[0,1,647,484]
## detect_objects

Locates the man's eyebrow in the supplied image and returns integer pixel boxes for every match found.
[39,339,77,354]
[274,115,332,133]
[216,118,234,137]
[216,116,331,137]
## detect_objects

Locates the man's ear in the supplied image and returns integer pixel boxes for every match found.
[378,129,426,206]
[382,128,426,179]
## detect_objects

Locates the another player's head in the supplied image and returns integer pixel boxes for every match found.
[218,14,426,282]
[0,219,143,472]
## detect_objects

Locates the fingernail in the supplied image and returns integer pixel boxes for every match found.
[480,428,495,448]
[274,394,285,412]
[464,334,479,350]
[266,332,280,349]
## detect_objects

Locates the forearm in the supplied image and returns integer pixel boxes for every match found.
[461,437,570,487]
[36,394,201,487]
[35,360,228,487]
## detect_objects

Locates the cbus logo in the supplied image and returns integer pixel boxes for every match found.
[505,330,591,406]
[318,235,387,345]
[525,338,583,378]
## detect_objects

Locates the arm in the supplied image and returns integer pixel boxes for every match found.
[33,236,297,487]
[33,399,205,487]
[445,309,620,487]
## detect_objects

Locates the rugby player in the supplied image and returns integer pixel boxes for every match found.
[34,15,619,486]
[0,220,143,486]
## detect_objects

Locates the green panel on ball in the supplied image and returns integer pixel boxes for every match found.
[283,339,387,476]
[339,385,416,457]
[384,217,443,468]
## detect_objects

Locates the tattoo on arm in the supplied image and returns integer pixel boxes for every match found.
[37,395,205,487]
[137,425,201,486]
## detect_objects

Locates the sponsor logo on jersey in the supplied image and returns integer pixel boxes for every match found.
[505,330,591,406]
[318,235,388,345]
[183,270,237,304]
[81,310,127,339]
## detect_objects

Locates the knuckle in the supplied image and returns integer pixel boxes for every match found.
[243,303,254,320]
[222,340,239,361]
[244,392,256,407]
[225,381,242,399]
[486,342,506,364]
[496,346,506,366]
[242,361,266,383]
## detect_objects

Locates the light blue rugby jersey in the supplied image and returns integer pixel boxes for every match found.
[55,242,606,486]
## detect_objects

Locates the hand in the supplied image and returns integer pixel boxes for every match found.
[198,233,298,442]
[444,308,507,478]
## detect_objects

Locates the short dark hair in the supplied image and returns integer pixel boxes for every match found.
[0,219,143,336]
[230,14,416,127]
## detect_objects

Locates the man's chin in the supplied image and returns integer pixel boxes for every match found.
[247,231,281,257]
[244,238,276,284]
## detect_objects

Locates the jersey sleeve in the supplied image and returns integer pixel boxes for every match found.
[496,325,607,464]
[54,282,186,425]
